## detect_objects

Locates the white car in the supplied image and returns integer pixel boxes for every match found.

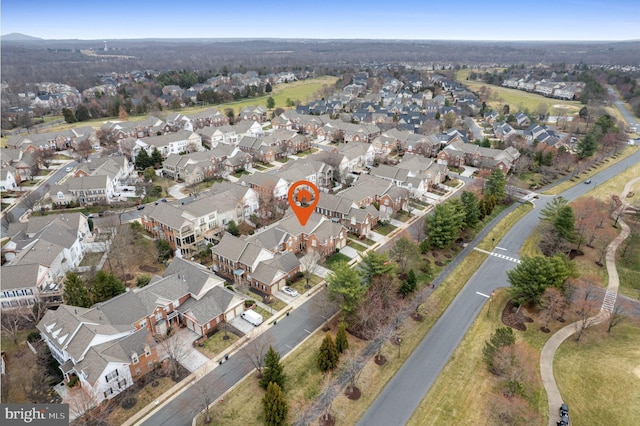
[65,166,73,172]
[282,286,299,297]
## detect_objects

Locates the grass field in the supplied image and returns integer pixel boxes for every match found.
[454,69,582,115]
[555,321,640,426]
[1,76,339,142]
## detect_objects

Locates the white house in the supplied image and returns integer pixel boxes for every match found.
[134,130,203,160]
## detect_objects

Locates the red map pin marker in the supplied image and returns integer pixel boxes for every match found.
[288,180,320,226]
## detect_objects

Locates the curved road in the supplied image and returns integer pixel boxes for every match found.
[357,148,640,426]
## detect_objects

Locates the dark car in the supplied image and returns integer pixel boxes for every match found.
[584,179,592,184]
[136,205,145,210]
[559,403,569,416]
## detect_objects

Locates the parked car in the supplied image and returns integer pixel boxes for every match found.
[559,403,569,417]
[136,205,145,210]
[584,179,592,184]
[65,167,73,172]
[282,286,299,297]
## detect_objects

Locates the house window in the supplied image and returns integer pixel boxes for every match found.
[132,354,138,364]
[105,370,119,382]
[148,361,153,368]
[139,320,147,329]
[135,368,141,376]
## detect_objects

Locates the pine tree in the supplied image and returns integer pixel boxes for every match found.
[318,332,339,372]
[91,270,126,304]
[259,346,286,390]
[461,191,481,227]
[398,269,418,297]
[335,323,349,354]
[63,272,91,307]
[263,382,288,426]
[227,220,240,236]
[485,169,506,203]
[482,327,516,374]
[135,149,151,170]
[150,147,163,168]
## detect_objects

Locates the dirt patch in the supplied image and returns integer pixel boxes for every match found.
[502,299,529,331]
[345,386,362,400]
[633,365,640,379]
[140,264,160,273]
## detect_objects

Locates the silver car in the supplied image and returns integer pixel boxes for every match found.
[282,286,299,297]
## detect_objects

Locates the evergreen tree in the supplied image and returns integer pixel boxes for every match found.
[326,262,365,318]
[157,239,173,262]
[61,107,76,123]
[554,205,576,242]
[317,332,339,372]
[485,169,506,203]
[266,96,275,109]
[461,191,481,227]
[91,270,126,303]
[227,220,240,236]
[425,199,466,249]
[75,104,91,121]
[577,133,597,158]
[335,322,349,354]
[63,272,91,307]
[260,346,286,390]
[483,327,516,373]
[359,251,394,285]
[262,382,288,426]
[135,149,152,170]
[507,255,575,306]
[150,147,163,168]
[265,82,272,93]
[398,269,418,297]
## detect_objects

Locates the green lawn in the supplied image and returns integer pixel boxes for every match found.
[197,330,240,359]
[322,252,351,270]
[375,223,397,235]
[555,321,640,426]
[232,170,250,178]
[347,240,367,252]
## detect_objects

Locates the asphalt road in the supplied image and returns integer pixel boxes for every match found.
[2,159,78,227]
[357,149,640,426]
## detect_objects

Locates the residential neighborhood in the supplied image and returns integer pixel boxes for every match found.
[1,31,639,426]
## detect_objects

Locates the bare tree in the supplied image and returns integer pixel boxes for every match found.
[193,379,219,425]
[1,308,26,346]
[315,289,338,331]
[342,348,363,396]
[154,322,191,380]
[68,385,112,426]
[572,285,598,342]
[607,301,625,333]
[300,253,321,289]
[76,139,93,161]
[540,287,567,331]
[240,331,273,378]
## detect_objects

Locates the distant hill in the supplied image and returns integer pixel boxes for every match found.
[1,33,43,41]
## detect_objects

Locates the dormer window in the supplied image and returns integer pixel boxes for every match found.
[131,353,139,364]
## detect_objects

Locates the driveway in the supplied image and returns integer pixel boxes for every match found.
[167,183,187,199]
[460,166,478,177]
[338,245,360,259]
[229,315,256,335]
[173,328,210,373]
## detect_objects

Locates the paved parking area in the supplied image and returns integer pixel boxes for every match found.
[229,315,256,335]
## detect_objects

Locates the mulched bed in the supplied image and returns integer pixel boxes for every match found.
[318,413,336,426]
[435,261,444,267]
[374,354,387,365]
[140,264,160,273]
[410,312,424,322]
[501,299,533,331]
[345,386,361,400]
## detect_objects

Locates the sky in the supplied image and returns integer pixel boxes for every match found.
[1,0,639,41]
